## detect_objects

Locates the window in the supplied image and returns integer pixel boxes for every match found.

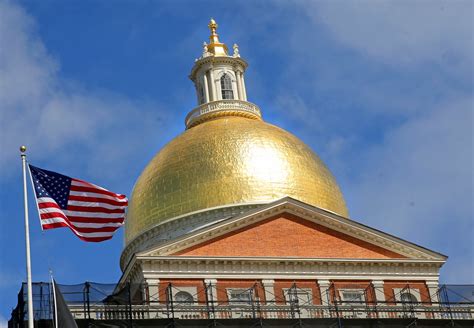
[340,290,365,304]
[228,289,252,305]
[174,291,194,305]
[284,289,312,306]
[393,288,421,306]
[220,73,234,99]
[400,292,418,304]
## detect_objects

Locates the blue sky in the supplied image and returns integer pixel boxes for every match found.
[0,0,472,323]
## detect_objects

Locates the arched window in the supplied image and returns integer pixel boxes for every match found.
[175,291,194,305]
[220,73,234,99]
[400,292,418,304]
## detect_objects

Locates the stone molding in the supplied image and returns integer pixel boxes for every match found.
[125,256,442,283]
[190,56,248,81]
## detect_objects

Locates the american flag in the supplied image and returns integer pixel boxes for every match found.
[29,165,128,242]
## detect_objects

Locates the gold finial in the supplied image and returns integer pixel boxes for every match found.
[208,18,217,33]
[206,18,228,56]
[20,145,27,153]
[208,18,219,44]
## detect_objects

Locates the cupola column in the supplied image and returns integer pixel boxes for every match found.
[203,71,210,103]
[240,72,247,101]
[209,69,217,101]
[235,70,243,100]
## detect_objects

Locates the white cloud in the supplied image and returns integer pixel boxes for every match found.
[0,0,170,182]
[347,98,473,281]
[307,0,473,66]
[265,1,474,282]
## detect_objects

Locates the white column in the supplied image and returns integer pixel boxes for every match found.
[372,280,386,305]
[205,279,218,302]
[318,280,331,318]
[240,72,247,101]
[203,72,210,103]
[235,70,243,100]
[209,69,217,101]
[261,279,275,318]
[146,278,160,303]
[261,279,275,304]
[318,280,331,305]
[426,281,440,303]
[205,279,217,319]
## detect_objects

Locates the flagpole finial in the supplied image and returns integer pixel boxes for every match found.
[20,145,27,153]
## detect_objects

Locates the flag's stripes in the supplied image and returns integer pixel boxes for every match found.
[33,174,127,242]
[65,205,124,213]
[65,216,125,224]
[29,164,128,242]
[63,211,125,219]
[70,180,127,199]
[68,196,127,207]
[69,190,127,202]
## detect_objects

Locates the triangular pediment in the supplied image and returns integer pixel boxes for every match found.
[173,213,405,258]
[137,197,447,261]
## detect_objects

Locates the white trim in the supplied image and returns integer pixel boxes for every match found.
[339,289,366,304]
[172,287,197,305]
[136,256,441,282]
[283,287,313,305]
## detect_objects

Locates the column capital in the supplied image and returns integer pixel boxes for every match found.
[261,279,274,285]
[425,280,440,287]
[371,280,384,286]
[144,278,160,284]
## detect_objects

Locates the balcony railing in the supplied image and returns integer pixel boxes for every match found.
[185,100,262,128]
[67,302,474,321]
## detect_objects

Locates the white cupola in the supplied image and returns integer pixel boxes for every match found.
[186,19,261,129]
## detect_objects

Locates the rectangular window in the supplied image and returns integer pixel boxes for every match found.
[228,289,253,305]
[340,290,365,304]
[284,288,312,305]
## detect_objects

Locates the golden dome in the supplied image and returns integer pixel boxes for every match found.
[125,116,349,244]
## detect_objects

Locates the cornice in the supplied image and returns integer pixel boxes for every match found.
[190,56,248,80]
[132,256,442,281]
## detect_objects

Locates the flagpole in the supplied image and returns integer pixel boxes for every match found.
[20,146,34,328]
[50,274,58,328]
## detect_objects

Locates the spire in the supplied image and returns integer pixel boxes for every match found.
[206,18,228,56]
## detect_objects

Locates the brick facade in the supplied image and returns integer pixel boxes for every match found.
[174,213,405,259]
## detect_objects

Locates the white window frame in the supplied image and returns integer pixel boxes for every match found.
[339,289,366,305]
[172,286,197,305]
[226,288,254,306]
[393,288,421,306]
[283,288,313,306]
[216,70,236,100]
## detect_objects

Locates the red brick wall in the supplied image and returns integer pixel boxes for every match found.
[149,278,433,306]
[174,213,405,259]
[158,279,207,304]
[215,279,266,304]
[329,280,375,304]
[273,280,321,305]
